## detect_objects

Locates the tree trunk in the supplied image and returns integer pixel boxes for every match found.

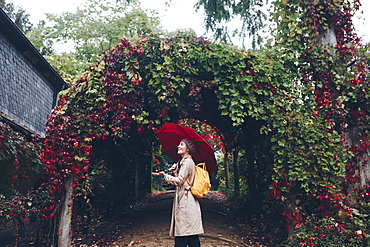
[285,194,297,239]
[344,126,370,188]
[245,142,258,210]
[318,26,337,48]
[135,157,140,201]
[319,23,370,191]
[58,175,73,247]
[224,151,230,189]
[143,154,152,196]
[233,149,240,196]
[135,154,152,199]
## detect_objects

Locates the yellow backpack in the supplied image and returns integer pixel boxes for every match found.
[187,163,211,198]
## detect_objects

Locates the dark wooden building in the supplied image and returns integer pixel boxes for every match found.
[0,8,67,136]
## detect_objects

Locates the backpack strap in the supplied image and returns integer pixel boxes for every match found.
[198,162,207,171]
[186,177,192,187]
[186,163,198,187]
[186,163,207,186]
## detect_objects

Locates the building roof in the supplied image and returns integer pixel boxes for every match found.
[0,8,68,91]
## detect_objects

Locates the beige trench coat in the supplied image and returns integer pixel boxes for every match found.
[163,156,204,237]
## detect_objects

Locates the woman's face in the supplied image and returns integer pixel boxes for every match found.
[177,141,189,155]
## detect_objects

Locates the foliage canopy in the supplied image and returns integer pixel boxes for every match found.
[26,0,163,84]
[40,0,369,245]
[0,0,33,32]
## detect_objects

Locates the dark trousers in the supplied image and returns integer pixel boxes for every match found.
[174,235,200,247]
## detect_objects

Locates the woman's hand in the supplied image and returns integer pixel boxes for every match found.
[169,163,178,171]
[169,163,178,176]
[152,171,165,177]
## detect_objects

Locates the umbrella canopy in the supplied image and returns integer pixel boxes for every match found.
[156,123,218,174]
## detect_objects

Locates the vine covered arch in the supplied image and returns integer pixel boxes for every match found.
[1,0,367,245]
[42,33,353,244]
[43,33,289,197]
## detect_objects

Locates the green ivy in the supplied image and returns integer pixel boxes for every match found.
[38,1,369,243]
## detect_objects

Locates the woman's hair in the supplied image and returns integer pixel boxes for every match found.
[181,139,196,154]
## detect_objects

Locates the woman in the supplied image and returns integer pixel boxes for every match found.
[152,139,204,247]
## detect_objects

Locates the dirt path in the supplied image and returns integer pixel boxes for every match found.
[1,191,273,246]
[108,191,256,247]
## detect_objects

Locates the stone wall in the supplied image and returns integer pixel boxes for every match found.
[0,35,56,136]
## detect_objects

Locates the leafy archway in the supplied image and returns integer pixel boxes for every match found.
[0,0,367,245]
[40,32,352,244]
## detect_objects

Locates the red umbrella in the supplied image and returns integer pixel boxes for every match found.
[156,123,218,174]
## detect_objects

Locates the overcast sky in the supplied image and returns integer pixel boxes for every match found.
[10,0,207,36]
[9,0,370,48]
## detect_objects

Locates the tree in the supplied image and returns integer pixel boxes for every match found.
[195,0,269,48]
[0,0,33,33]
[26,0,163,85]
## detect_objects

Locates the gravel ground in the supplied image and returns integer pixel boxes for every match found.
[73,191,271,247]
[111,191,251,247]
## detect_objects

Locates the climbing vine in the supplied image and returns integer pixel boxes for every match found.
[270,0,370,245]
[0,121,54,245]
[0,122,41,192]
[9,0,362,244]
[39,32,360,242]
[0,0,368,245]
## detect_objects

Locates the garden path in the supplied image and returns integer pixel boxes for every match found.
[85,191,270,247]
